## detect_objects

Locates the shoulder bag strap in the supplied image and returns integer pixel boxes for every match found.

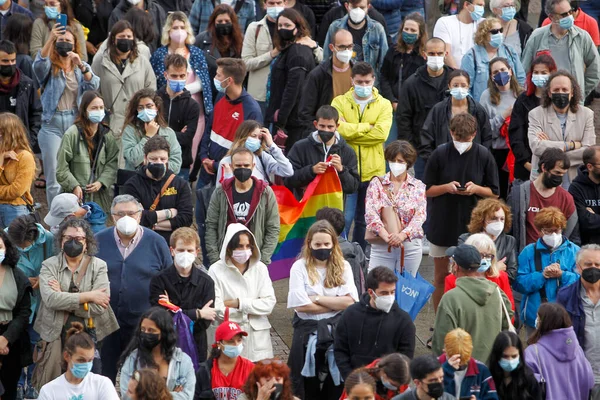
[74,256,92,287]
[497,286,515,332]
[150,174,176,211]
[255,24,262,41]
[534,344,545,381]
[534,246,548,302]
[258,153,272,185]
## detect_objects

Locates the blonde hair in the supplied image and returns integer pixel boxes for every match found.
[0,113,32,154]
[474,18,501,46]
[300,220,346,288]
[444,328,473,365]
[465,233,499,278]
[161,11,195,46]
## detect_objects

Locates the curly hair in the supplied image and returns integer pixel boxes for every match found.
[122,89,168,135]
[53,217,98,256]
[0,230,22,268]
[242,360,295,400]
[465,233,499,278]
[467,198,512,234]
[533,206,567,231]
[445,328,473,366]
[300,220,346,288]
[132,369,173,400]
[474,18,501,46]
[384,140,417,168]
[487,57,523,106]
[119,307,178,369]
[541,70,581,113]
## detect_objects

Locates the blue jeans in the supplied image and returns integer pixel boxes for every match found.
[343,182,370,250]
[414,156,427,180]
[0,204,28,229]
[178,168,190,181]
[39,110,77,207]
[386,118,398,148]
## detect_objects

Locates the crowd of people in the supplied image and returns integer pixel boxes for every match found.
[0,0,599,398]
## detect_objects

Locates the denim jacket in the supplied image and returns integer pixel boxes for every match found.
[461,43,526,102]
[33,51,100,122]
[189,0,255,35]
[323,16,388,75]
[150,45,214,115]
[120,348,196,400]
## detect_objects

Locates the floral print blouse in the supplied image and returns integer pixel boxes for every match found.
[365,172,427,240]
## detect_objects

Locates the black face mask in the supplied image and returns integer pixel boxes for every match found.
[63,239,84,258]
[551,93,570,109]
[215,23,233,36]
[424,381,445,399]
[278,28,296,41]
[147,162,166,180]
[0,65,16,78]
[311,248,332,261]
[55,42,73,57]
[270,384,284,400]
[318,130,335,144]
[542,172,563,188]
[582,267,600,284]
[139,332,161,349]
[234,167,252,183]
[116,38,134,53]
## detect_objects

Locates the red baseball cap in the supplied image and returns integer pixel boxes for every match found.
[215,320,248,342]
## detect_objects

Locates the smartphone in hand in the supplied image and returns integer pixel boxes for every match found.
[57,13,67,29]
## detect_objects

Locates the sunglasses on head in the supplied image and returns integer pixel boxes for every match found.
[489,28,504,34]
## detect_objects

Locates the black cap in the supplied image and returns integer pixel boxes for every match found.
[446,244,481,270]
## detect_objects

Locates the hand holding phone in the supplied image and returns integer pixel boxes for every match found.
[57,13,67,29]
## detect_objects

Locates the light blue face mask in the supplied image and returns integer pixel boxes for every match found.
[19,244,33,253]
[45,6,59,19]
[499,357,520,372]
[71,361,93,379]
[137,108,157,123]
[532,74,549,88]
[489,32,503,48]
[470,4,484,20]
[168,79,186,93]
[478,257,492,273]
[266,6,284,20]
[245,137,261,152]
[381,377,397,391]
[354,84,373,98]
[450,87,469,100]
[222,343,243,358]
[559,14,574,29]
[500,6,516,21]
[88,110,105,124]
[213,77,228,93]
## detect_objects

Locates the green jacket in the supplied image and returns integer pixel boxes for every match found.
[205,177,280,266]
[432,277,513,362]
[56,124,119,214]
[122,124,182,174]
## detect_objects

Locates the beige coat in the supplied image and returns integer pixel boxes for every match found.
[91,50,157,138]
[528,104,596,182]
[34,254,119,343]
[30,18,88,62]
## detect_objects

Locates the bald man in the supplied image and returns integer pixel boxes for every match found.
[298,29,354,135]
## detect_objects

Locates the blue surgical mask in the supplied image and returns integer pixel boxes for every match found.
[137,108,157,123]
[559,14,574,30]
[499,357,520,372]
[381,376,397,391]
[45,6,59,19]
[401,31,418,44]
[0,250,6,264]
[450,87,469,100]
[168,79,186,93]
[354,84,373,98]
[245,137,261,152]
[470,4,484,20]
[88,110,105,124]
[500,6,516,21]
[70,361,93,379]
[222,343,243,358]
[19,244,33,253]
[490,32,503,48]
[478,257,492,273]
[493,71,511,86]
[266,6,284,20]
[532,74,549,88]
[213,77,228,93]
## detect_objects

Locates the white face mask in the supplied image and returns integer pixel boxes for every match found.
[427,56,444,72]
[116,215,138,236]
[485,221,504,237]
[543,232,562,248]
[127,0,141,5]
[373,292,395,313]
[389,162,407,177]
[348,7,366,24]
[174,251,196,270]
[335,49,353,64]
[232,249,252,264]
[453,141,471,154]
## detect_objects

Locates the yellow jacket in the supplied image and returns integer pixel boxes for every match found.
[331,87,393,182]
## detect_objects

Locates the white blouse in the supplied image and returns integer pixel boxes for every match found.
[287,259,358,320]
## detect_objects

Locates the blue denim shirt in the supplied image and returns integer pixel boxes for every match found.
[33,51,100,122]
[189,0,255,35]
[461,43,526,102]
[323,16,388,75]
[150,45,214,115]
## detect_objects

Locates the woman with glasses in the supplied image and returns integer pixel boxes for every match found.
[33,218,119,388]
[122,88,182,174]
[489,0,533,57]
[514,207,580,336]
[460,18,525,101]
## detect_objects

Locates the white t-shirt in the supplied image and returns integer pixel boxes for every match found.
[287,258,359,320]
[38,373,119,400]
[433,15,483,67]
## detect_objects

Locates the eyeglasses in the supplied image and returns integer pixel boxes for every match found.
[112,211,141,217]
[555,9,573,18]
[481,254,495,260]
[64,235,86,242]
[489,28,504,34]
[335,45,353,51]
[541,228,562,235]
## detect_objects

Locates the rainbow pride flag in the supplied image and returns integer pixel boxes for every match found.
[269,166,344,281]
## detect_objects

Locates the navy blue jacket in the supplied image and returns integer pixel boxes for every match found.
[557,279,586,348]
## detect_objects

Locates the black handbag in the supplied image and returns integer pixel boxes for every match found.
[21,195,41,224]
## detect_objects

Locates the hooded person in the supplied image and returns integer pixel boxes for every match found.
[569,146,600,245]
[207,223,276,362]
[432,244,513,362]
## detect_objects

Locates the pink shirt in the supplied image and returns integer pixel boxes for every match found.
[113,226,144,259]
[365,173,427,240]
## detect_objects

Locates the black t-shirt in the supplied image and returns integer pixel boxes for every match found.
[349,23,367,62]
[430,73,445,91]
[0,86,18,114]
[423,142,499,247]
[232,184,254,223]
[266,18,277,41]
